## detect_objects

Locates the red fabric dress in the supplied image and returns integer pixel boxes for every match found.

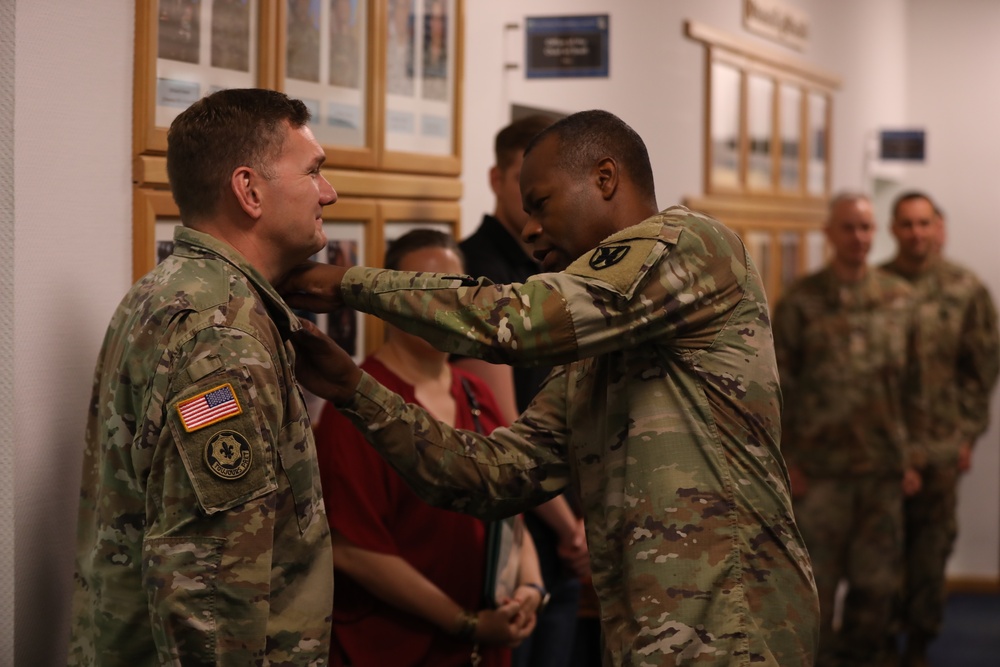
[315,357,510,667]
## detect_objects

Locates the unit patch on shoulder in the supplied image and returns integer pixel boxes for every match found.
[204,430,253,480]
[177,383,243,432]
[588,245,630,270]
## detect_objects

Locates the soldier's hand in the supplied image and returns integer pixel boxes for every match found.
[902,467,923,497]
[557,518,590,577]
[957,442,973,473]
[787,464,808,498]
[279,261,348,313]
[291,318,362,405]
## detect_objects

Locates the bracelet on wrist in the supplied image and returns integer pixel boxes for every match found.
[454,609,478,641]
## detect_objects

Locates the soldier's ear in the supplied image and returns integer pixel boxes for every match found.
[595,157,619,201]
[231,166,264,220]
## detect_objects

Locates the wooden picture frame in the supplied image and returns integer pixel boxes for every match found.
[378,0,463,175]
[134,0,278,155]
[133,188,182,281]
[278,0,381,169]
[317,198,380,359]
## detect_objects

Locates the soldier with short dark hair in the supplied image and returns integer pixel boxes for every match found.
[284,109,820,666]
[882,191,1000,667]
[773,192,922,667]
[69,88,337,665]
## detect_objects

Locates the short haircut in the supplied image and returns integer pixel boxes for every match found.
[167,88,311,223]
[384,228,464,271]
[891,190,940,220]
[494,114,556,172]
[828,191,870,216]
[524,110,656,202]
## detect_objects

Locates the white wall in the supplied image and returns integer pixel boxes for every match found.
[1,0,15,663]
[7,0,999,663]
[12,1,134,664]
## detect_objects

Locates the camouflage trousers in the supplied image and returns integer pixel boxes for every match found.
[902,461,959,639]
[793,476,904,667]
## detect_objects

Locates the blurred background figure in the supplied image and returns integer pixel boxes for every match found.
[882,192,1000,667]
[314,229,545,667]
[773,192,922,667]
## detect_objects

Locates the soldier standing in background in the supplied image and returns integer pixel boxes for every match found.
[284,109,819,666]
[69,89,336,665]
[882,191,1000,667]
[773,192,923,667]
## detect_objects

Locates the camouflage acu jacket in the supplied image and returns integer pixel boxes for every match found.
[69,227,333,666]
[882,257,1000,463]
[337,207,818,666]
[773,267,921,475]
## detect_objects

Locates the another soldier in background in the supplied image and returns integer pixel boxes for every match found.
[882,191,1000,667]
[458,114,588,667]
[69,89,337,665]
[773,192,922,667]
[285,109,819,665]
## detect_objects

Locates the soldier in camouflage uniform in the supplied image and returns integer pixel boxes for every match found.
[69,89,336,666]
[881,192,1000,667]
[772,193,923,667]
[285,110,819,666]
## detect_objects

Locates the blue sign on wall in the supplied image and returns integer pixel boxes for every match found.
[525,15,609,79]
[880,129,926,161]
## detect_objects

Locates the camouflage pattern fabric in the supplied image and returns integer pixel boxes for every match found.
[773,268,921,475]
[772,267,919,667]
[337,207,819,666]
[69,227,333,666]
[881,258,1000,464]
[881,257,1000,639]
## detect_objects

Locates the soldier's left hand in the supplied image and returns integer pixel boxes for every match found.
[902,467,922,497]
[291,317,362,405]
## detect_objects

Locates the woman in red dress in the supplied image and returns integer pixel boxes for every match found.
[314,229,545,667]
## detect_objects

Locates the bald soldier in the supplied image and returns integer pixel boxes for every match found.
[285,110,819,666]
[773,193,921,667]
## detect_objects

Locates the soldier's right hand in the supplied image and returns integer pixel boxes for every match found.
[279,260,348,313]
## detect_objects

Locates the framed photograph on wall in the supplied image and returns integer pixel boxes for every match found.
[281,0,379,168]
[379,199,460,250]
[380,0,463,175]
[135,0,275,155]
[133,188,183,281]
[708,59,742,193]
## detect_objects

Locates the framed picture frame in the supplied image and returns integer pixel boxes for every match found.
[133,188,183,281]
[378,199,460,251]
[134,0,277,155]
[378,0,463,175]
[315,198,380,360]
[279,0,381,169]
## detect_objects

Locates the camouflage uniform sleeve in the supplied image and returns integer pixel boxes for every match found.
[335,368,572,519]
[771,294,804,466]
[902,296,929,468]
[341,216,740,366]
[143,324,285,664]
[957,284,1000,442]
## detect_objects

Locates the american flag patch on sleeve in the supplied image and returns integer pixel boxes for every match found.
[177,383,243,432]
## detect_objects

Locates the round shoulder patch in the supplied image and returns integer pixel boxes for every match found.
[204,430,253,480]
